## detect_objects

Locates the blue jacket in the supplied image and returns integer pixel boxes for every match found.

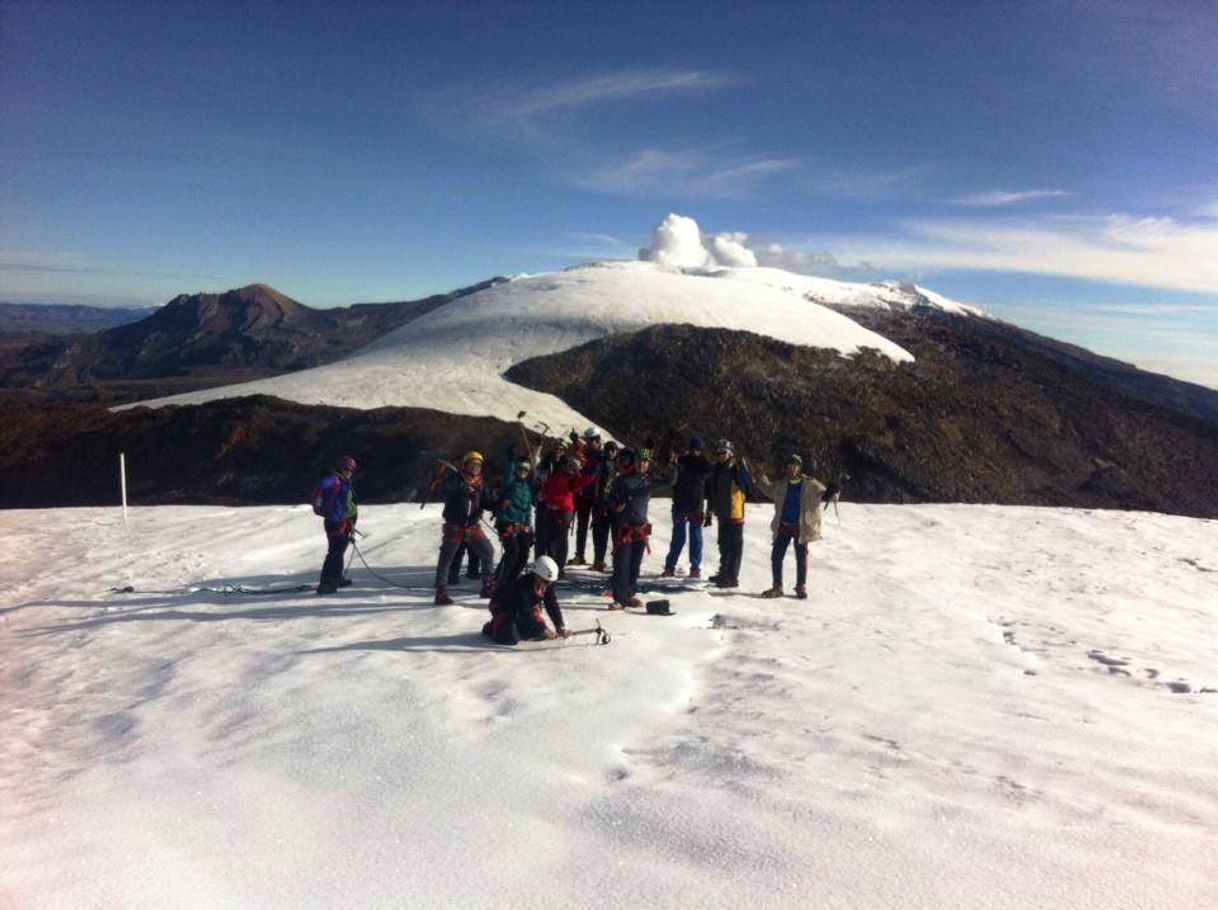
[313,472,356,525]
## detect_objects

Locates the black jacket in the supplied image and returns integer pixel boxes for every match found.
[439,471,495,526]
[671,453,712,514]
[610,468,674,527]
[492,572,565,632]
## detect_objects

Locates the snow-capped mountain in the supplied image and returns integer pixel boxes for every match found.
[127,260,964,433]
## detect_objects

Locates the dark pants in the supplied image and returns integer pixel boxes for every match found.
[483,604,546,646]
[320,521,350,588]
[436,526,495,590]
[771,525,808,589]
[716,520,744,584]
[447,543,482,584]
[612,537,647,605]
[574,500,593,560]
[495,527,534,587]
[591,510,612,565]
[540,508,573,570]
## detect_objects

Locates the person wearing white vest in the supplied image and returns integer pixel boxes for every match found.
[753,454,829,599]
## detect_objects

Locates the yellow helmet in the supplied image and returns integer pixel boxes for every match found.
[463,451,484,464]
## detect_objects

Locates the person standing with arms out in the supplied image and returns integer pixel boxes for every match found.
[311,455,358,595]
[754,454,828,599]
[608,448,674,610]
[706,440,752,589]
[662,437,712,579]
[434,451,497,605]
[569,428,604,566]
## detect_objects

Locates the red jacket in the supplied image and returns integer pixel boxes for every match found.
[540,470,595,512]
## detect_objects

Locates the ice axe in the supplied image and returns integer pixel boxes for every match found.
[565,619,611,645]
[515,410,540,465]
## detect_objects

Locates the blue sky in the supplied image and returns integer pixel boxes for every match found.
[2,1,1215,386]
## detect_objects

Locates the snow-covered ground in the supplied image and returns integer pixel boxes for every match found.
[2,502,1215,908]
[124,261,920,431]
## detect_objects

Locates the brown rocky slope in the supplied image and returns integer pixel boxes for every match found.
[504,316,1218,518]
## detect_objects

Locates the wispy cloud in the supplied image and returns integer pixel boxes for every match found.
[578,149,798,198]
[569,232,628,247]
[817,213,1218,293]
[806,164,937,199]
[488,70,732,122]
[425,69,733,145]
[424,69,798,199]
[948,189,1073,207]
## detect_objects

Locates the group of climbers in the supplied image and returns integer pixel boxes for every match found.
[311,427,839,643]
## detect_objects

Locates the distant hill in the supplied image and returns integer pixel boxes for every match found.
[0,301,158,334]
[0,279,505,403]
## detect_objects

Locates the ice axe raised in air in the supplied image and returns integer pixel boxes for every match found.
[515,410,540,465]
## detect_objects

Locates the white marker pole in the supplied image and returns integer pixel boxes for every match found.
[119,452,129,527]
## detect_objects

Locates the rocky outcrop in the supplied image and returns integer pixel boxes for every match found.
[504,317,1218,518]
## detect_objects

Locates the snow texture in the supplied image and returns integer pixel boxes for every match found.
[124,260,916,433]
[2,502,1215,908]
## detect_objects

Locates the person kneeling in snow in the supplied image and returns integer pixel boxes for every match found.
[311,454,358,595]
[482,555,570,645]
[754,454,830,600]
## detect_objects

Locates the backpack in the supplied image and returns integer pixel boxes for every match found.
[309,475,334,517]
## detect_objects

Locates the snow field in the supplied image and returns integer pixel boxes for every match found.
[1,503,1215,908]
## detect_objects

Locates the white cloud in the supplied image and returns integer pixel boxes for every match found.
[425,70,798,200]
[579,149,798,198]
[949,189,1073,207]
[845,214,1218,293]
[634,209,1218,295]
[638,214,758,268]
[426,70,733,146]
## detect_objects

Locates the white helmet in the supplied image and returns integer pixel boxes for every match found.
[530,555,560,583]
[583,427,601,440]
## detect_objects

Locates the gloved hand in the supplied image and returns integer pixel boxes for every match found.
[557,627,571,639]
[543,627,557,640]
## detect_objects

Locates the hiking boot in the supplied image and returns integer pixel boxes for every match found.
[568,556,586,566]
[591,561,607,572]
[608,602,626,611]
[795,585,808,600]
[708,573,722,584]
[338,577,354,588]
[761,586,783,599]
[661,568,676,578]
[688,567,701,580]
[715,578,738,589]
[434,587,454,606]
[316,582,338,595]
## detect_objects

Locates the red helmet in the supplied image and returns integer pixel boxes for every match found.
[335,455,357,474]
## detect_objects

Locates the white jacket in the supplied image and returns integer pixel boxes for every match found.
[754,474,828,542]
